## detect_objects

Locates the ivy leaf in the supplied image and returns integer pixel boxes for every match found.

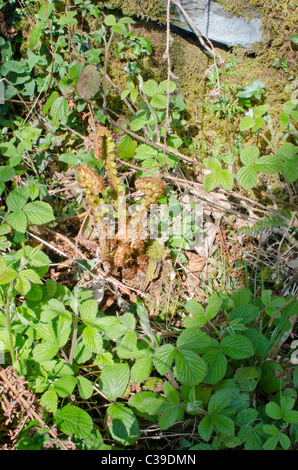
[77,65,101,100]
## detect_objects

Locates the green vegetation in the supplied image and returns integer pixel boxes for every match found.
[0,0,297,451]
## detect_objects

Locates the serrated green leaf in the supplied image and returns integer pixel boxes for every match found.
[203,157,222,172]
[0,259,17,284]
[254,155,282,174]
[276,142,297,160]
[50,96,68,124]
[77,375,93,399]
[100,363,130,401]
[159,406,184,430]
[83,325,103,353]
[208,390,231,414]
[185,299,204,316]
[234,367,260,391]
[116,134,137,160]
[280,112,289,128]
[106,403,139,446]
[54,375,76,398]
[263,435,278,450]
[54,405,93,439]
[240,146,260,166]
[116,331,138,358]
[240,115,254,131]
[163,381,179,404]
[237,165,258,189]
[230,304,259,325]
[0,166,16,182]
[176,328,210,353]
[158,80,176,94]
[205,293,223,319]
[150,93,168,109]
[153,344,176,375]
[104,14,116,26]
[173,350,207,385]
[131,356,153,383]
[221,334,254,359]
[6,187,29,212]
[203,349,227,385]
[15,274,31,295]
[203,172,220,192]
[24,201,54,225]
[282,160,298,182]
[251,116,265,132]
[265,401,282,420]
[283,410,298,423]
[80,299,98,325]
[199,415,213,442]
[219,169,234,190]
[7,211,27,233]
[32,342,59,362]
[142,79,158,97]
[278,432,291,450]
[213,414,235,436]
[40,388,58,414]
[141,397,169,415]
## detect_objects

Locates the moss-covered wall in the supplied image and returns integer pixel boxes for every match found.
[96,1,297,152]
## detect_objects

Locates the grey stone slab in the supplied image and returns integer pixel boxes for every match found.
[170,0,263,47]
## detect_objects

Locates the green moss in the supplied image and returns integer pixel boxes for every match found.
[97,0,166,22]
[146,240,170,282]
